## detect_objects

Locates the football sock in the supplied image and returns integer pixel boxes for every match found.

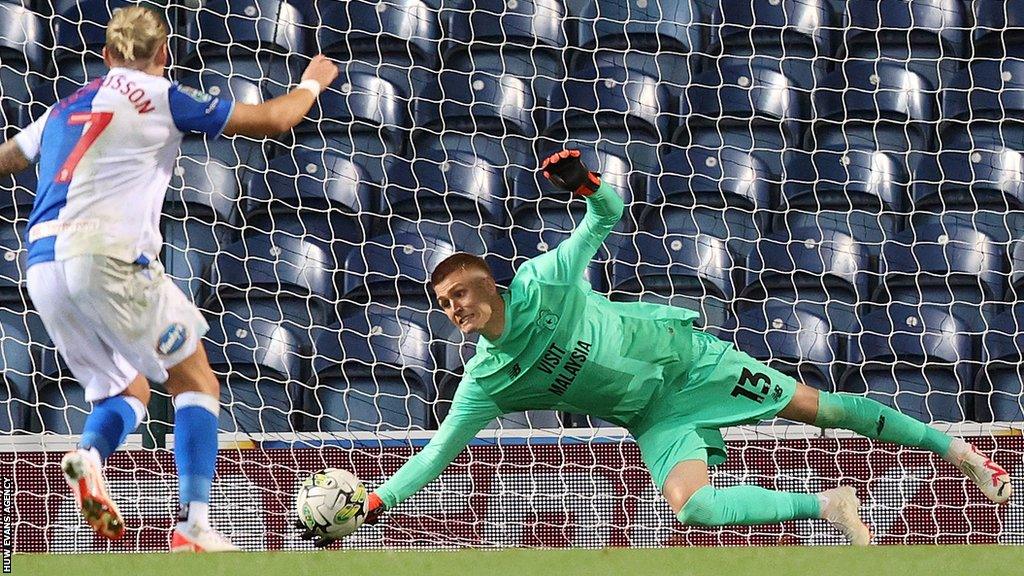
[80,394,146,462]
[814,391,953,457]
[174,391,219,527]
[677,484,821,526]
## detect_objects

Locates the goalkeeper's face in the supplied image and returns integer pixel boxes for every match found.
[434,268,500,336]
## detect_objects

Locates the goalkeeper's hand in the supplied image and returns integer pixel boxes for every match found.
[540,149,602,196]
[294,492,386,548]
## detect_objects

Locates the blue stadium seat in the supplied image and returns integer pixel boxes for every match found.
[840,0,968,89]
[0,166,35,221]
[0,309,42,433]
[204,308,307,433]
[772,209,898,262]
[179,57,305,100]
[444,0,567,55]
[418,68,538,137]
[176,70,263,106]
[643,205,766,264]
[245,151,374,249]
[741,227,872,329]
[546,64,673,144]
[442,49,566,112]
[317,0,442,70]
[183,0,306,62]
[730,300,842,392]
[576,0,707,58]
[709,0,835,58]
[306,304,447,431]
[610,232,735,330]
[650,146,774,213]
[383,150,512,227]
[782,147,911,213]
[943,60,1024,125]
[162,153,242,300]
[840,302,980,423]
[0,2,46,111]
[915,130,1024,212]
[570,49,692,104]
[878,222,1009,305]
[410,131,532,179]
[52,1,131,65]
[35,343,89,435]
[973,0,1024,58]
[0,220,28,304]
[206,233,343,326]
[814,61,938,147]
[977,305,1024,421]
[178,135,268,193]
[486,215,616,293]
[342,221,491,309]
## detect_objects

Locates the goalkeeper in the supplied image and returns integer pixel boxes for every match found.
[318,150,1012,546]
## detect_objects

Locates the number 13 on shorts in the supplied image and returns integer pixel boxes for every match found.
[731,367,784,404]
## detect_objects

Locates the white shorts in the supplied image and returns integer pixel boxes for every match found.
[26,255,209,402]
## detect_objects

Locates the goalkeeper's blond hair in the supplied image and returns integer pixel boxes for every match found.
[105,6,169,65]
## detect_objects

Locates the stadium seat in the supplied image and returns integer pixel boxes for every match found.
[546,64,673,144]
[840,0,969,90]
[204,307,308,433]
[178,135,268,194]
[342,221,491,310]
[771,209,898,262]
[0,220,28,304]
[179,57,305,101]
[162,153,242,300]
[976,305,1024,421]
[0,166,35,221]
[642,205,766,264]
[610,232,735,331]
[914,130,1024,212]
[410,131,532,181]
[576,0,707,60]
[877,222,1009,305]
[730,300,842,392]
[650,146,774,213]
[418,68,538,137]
[205,233,344,326]
[943,60,1024,125]
[710,0,834,57]
[973,0,1024,58]
[176,70,263,106]
[781,147,911,213]
[317,0,442,70]
[183,0,307,62]
[443,0,566,55]
[442,49,567,113]
[740,227,872,332]
[245,151,375,250]
[839,302,980,423]
[813,61,938,147]
[487,215,616,293]
[52,0,131,65]
[305,304,448,431]
[0,309,42,433]
[383,150,512,228]
[0,2,46,111]
[35,347,90,434]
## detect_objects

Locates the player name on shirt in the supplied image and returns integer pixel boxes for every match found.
[101,73,155,114]
[537,339,593,396]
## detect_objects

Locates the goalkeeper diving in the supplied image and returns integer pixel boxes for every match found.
[302,149,1012,546]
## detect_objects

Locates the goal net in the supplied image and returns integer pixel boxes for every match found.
[0,0,1022,552]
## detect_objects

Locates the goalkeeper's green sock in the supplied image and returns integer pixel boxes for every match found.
[677,484,821,526]
[814,391,954,457]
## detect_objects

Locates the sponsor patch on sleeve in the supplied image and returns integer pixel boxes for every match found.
[177,84,213,104]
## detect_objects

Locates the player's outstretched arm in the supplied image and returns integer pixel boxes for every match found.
[222,54,339,138]
[537,149,625,284]
[0,140,31,180]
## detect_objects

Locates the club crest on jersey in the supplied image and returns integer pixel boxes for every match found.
[157,323,188,356]
[177,85,212,104]
[536,309,559,331]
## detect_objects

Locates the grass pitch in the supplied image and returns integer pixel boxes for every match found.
[16,545,1018,576]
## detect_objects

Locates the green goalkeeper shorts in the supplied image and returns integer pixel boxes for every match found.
[630,329,799,489]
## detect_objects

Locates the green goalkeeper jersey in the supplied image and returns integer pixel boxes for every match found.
[376,182,700,508]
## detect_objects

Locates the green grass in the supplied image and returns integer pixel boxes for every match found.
[15,545,1020,576]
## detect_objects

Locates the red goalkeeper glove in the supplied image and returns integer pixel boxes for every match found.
[294,492,386,548]
[540,149,601,196]
[363,492,385,525]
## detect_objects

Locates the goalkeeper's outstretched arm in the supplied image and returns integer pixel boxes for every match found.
[535,150,625,284]
[373,376,502,511]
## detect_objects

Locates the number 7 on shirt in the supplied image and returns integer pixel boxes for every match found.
[55,111,114,184]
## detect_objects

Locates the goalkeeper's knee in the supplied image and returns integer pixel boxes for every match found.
[676,485,718,526]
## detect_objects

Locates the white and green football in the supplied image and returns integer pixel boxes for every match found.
[295,468,368,539]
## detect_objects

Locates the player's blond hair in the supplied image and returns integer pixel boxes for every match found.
[105,6,169,65]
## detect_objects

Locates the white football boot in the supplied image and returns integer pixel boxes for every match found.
[61,450,125,540]
[819,486,872,546]
[948,440,1013,504]
[170,522,240,552]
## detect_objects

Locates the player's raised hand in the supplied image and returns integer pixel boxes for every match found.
[300,54,339,92]
[540,149,602,196]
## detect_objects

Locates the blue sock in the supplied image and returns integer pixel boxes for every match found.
[80,395,144,461]
[174,392,220,508]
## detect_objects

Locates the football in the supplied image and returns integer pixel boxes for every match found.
[295,468,368,540]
